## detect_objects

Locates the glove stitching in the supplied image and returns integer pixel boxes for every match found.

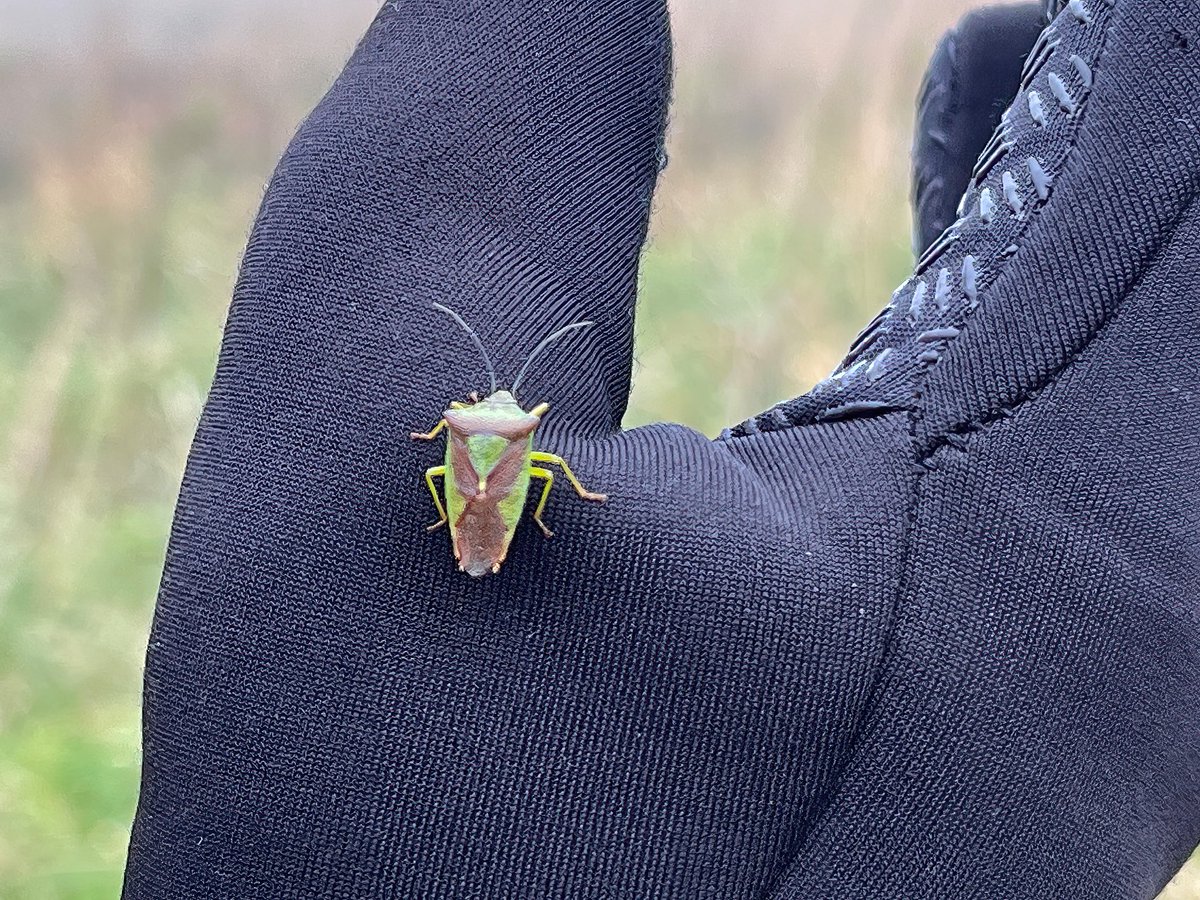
[722,0,1114,442]
[765,8,1120,891]
[847,0,1109,408]
[915,188,1200,462]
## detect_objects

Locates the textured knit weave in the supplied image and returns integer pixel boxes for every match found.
[123,1,1200,897]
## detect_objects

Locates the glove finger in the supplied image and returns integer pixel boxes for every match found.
[236,1,672,440]
[912,2,1048,256]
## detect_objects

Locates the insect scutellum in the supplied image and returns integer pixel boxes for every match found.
[411,303,607,577]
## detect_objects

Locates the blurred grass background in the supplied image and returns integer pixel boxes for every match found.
[0,1,1195,896]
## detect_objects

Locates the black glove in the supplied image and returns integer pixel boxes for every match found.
[124,1,1200,897]
[912,3,1049,255]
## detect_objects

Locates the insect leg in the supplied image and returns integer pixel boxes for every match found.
[529,402,550,418]
[529,452,607,502]
[410,419,447,441]
[423,466,449,531]
[529,466,555,538]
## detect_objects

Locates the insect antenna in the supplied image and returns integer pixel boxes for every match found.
[510,319,595,398]
[431,302,498,394]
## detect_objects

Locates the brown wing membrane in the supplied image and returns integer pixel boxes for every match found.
[454,498,509,577]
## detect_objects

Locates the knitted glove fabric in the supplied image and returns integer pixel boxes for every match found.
[123,1,1200,897]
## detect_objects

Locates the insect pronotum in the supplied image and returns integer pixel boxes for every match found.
[411,303,608,577]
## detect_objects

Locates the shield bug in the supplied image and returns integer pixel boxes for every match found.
[411,303,607,577]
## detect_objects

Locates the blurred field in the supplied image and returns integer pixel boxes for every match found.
[0,1,1195,897]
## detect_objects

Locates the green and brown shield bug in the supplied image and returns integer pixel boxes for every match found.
[411,303,607,577]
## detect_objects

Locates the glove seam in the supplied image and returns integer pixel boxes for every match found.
[914,187,1200,460]
[884,0,1116,435]
[766,8,1147,889]
[765,188,1197,900]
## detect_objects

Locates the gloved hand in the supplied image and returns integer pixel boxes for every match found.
[123,1,1200,897]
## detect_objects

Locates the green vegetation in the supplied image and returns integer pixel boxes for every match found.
[0,3,1195,897]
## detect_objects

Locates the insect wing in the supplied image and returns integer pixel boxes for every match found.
[444,426,532,576]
